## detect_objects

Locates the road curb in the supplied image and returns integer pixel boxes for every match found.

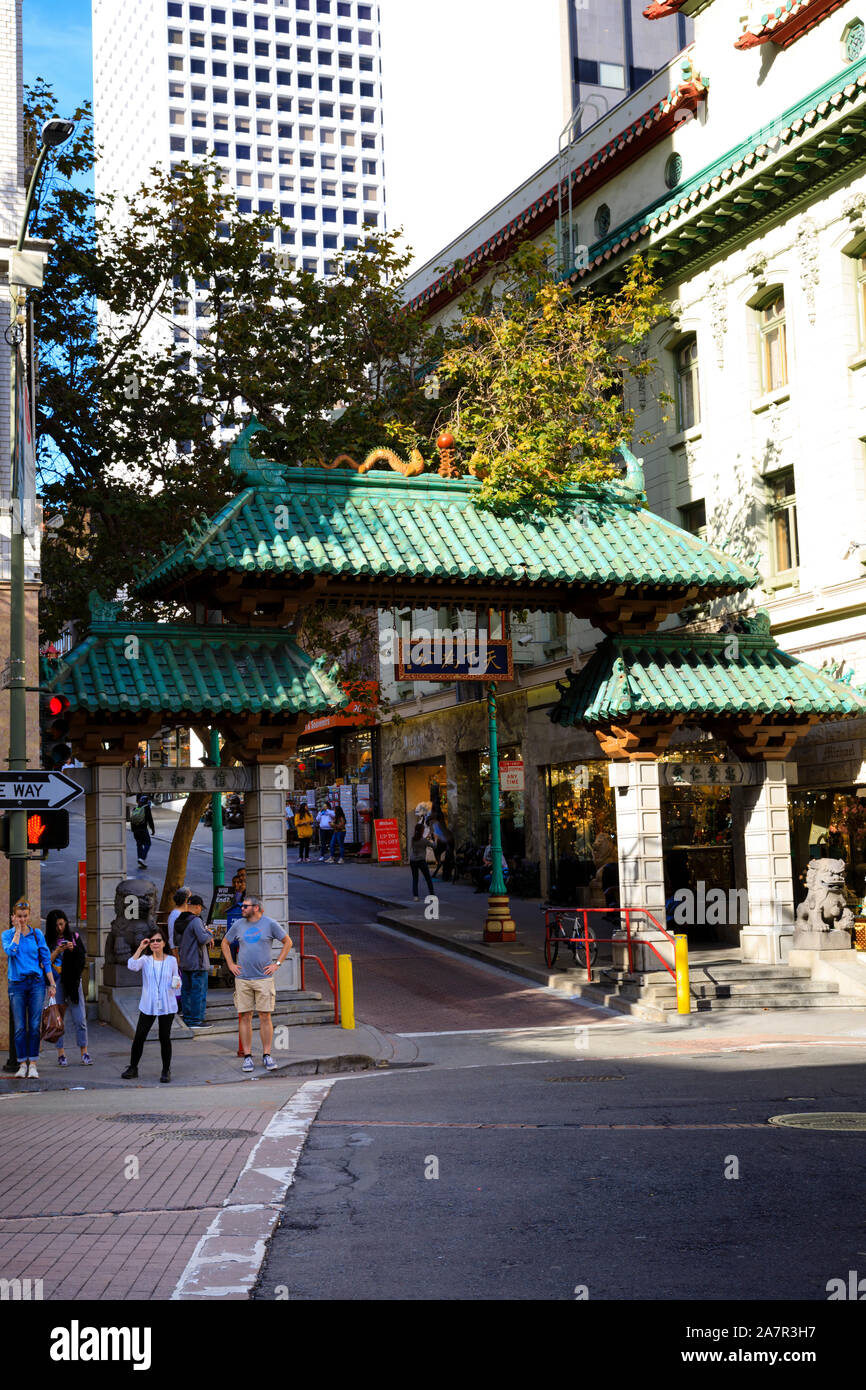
[171,1078,335,1300]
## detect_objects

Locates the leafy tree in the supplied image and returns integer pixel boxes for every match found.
[434,241,663,511]
[27,80,441,638]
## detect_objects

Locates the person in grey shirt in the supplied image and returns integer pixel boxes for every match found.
[222,894,292,1073]
[174,895,213,1030]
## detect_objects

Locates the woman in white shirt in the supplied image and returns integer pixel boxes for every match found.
[121,927,180,1084]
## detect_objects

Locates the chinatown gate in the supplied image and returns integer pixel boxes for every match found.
[44,425,866,1018]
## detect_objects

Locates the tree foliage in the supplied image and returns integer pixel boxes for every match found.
[434,241,663,511]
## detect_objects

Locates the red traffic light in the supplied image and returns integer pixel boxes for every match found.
[48,695,69,717]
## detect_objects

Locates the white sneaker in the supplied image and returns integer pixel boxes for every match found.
[14,1063,27,1078]
[27,1063,38,1079]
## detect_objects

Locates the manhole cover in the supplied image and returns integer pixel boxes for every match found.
[104,1113,201,1125]
[152,1128,257,1141]
[769,1112,866,1131]
[545,1075,625,1083]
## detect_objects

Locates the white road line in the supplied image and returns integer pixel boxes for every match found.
[395,1022,637,1038]
[170,1078,333,1300]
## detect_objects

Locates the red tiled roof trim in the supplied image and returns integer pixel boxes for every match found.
[643,0,688,16]
[406,77,707,316]
[734,0,847,50]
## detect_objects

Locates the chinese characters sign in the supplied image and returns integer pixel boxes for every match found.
[126,767,250,795]
[661,762,748,787]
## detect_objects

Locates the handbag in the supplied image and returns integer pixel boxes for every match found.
[41,1000,64,1043]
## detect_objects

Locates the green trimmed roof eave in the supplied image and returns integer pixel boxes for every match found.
[560,50,866,287]
[132,470,758,600]
[41,623,346,719]
[550,633,866,727]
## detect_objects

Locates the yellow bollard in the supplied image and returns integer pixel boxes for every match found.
[338,953,355,1030]
[675,934,691,1015]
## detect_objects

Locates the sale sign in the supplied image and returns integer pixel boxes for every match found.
[77,861,87,923]
[373,818,402,863]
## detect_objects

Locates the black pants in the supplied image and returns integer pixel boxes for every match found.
[298,838,311,861]
[410,861,434,896]
[130,1012,172,1071]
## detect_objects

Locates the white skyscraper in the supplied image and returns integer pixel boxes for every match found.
[92,0,387,283]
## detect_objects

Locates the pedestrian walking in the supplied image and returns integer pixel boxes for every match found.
[316,804,335,861]
[221,893,292,1073]
[329,804,347,863]
[130,794,155,870]
[44,909,91,1067]
[174,894,214,1029]
[166,886,191,952]
[1,898,56,1079]
[295,802,314,860]
[409,823,435,901]
[121,927,180,1083]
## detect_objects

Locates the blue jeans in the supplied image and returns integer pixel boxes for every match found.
[329,830,346,859]
[133,829,151,862]
[181,970,209,1026]
[10,975,46,1062]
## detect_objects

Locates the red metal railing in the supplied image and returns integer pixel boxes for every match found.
[544,906,678,984]
[295,921,340,1024]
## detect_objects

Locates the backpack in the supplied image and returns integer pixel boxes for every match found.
[130,804,147,829]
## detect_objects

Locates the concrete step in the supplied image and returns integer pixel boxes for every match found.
[199,1009,335,1033]
[608,965,813,986]
[630,978,841,1001]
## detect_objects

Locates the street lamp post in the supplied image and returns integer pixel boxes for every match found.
[3,118,75,1071]
[483,681,517,944]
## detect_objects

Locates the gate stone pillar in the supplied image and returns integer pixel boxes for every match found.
[738,762,797,965]
[609,761,671,972]
[86,763,128,997]
[244,763,299,988]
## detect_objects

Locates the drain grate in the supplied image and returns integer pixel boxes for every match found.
[104,1114,201,1125]
[545,1075,625,1083]
[769,1112,866,1132]
[151,1128,257,1141]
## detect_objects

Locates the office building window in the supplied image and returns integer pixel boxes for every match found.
[679,500,706,539]
[767,469,799,574]
[675,337,700,430]
[855,256,866,346]
[190,30,205,45]
[757,291,787,392]
[170,136,186,151]
[169,55,184,71]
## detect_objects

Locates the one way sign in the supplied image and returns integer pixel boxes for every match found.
[0,771,84,810]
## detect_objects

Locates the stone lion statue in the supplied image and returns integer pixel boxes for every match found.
[103,877,158,986]
[795,859,855,934]
[589,833,618,909]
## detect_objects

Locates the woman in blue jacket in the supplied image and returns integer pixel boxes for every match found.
[1,898,56,1079]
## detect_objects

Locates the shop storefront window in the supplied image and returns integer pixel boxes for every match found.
[294,741,337,789]
[547,760,614,899]
[343,731,373,783]
[790,789,866,906]
[477,746,525,859]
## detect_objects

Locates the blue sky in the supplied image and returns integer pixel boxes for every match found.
[24,0,93,114]
[22,0,563,274]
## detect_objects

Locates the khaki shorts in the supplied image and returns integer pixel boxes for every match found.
[234,977,276,1014]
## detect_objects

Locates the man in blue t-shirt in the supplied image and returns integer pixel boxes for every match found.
[222,894,292,1073]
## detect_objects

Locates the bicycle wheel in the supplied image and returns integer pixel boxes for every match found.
[563,916,597,969]
[544,918,566,968]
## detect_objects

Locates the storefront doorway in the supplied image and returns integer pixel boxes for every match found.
[404,760,448,840]
[660,754,737,942]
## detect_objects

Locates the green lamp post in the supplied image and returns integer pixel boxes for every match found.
[483,681,516,943]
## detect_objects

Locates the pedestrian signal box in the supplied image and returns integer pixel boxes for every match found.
[0,810,69,855]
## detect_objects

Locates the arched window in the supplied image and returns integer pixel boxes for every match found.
[756,290,787,393]
[675,335,700,430]
[594,203,610,239]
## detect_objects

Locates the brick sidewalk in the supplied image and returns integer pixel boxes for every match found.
[0,1103,275,1299]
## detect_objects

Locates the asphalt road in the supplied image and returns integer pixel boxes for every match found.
[254,1048,866,1303]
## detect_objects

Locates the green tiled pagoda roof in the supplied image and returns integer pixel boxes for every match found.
[134,469,757,599]
[42,622,344,717]
[550,634,866,726]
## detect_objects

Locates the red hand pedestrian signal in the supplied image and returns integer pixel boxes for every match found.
[27,814,47,845]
